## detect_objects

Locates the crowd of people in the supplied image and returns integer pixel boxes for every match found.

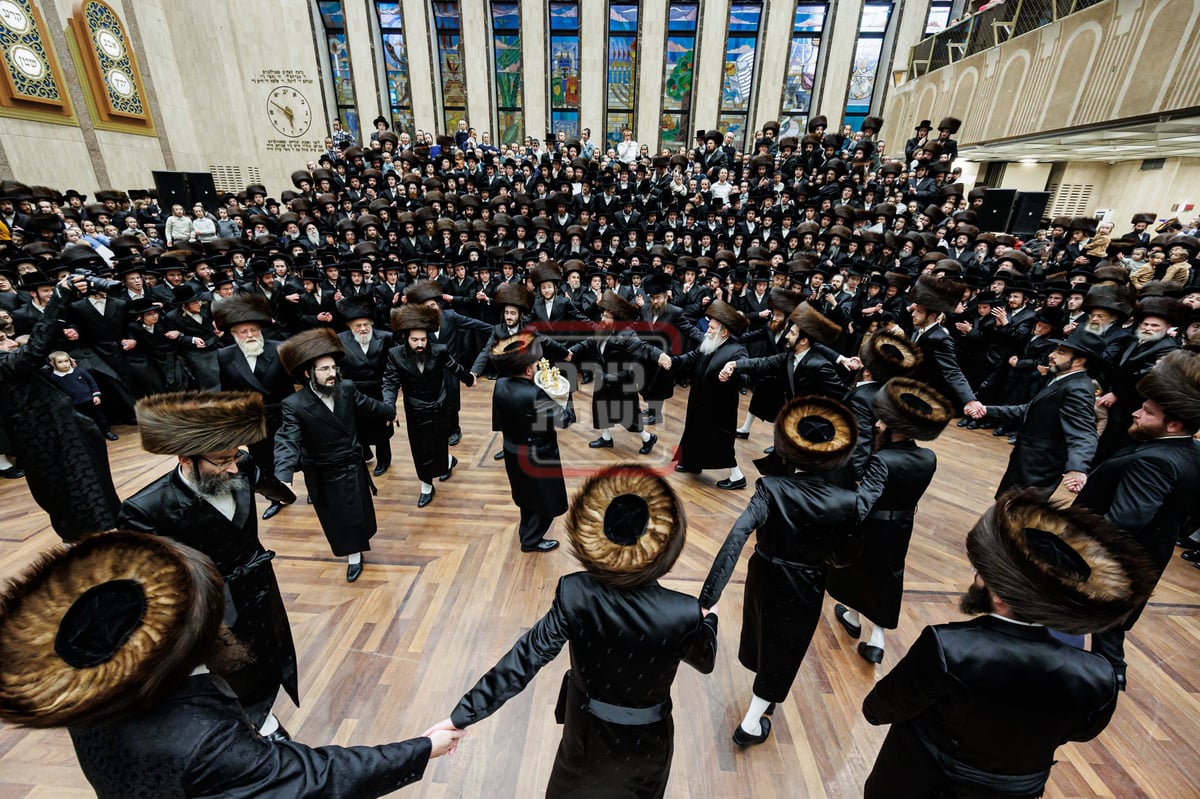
[0,107,1198,798]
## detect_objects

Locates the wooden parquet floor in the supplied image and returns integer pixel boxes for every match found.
[1,380,1198,798]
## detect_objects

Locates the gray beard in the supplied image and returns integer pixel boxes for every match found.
[1136,329,1165,345]
[237,338,265,357]
[699,332,723,355]
[194,471,247,501]
[354,331,373,347]
[1084,321,1110,335]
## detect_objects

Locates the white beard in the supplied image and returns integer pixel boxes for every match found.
[237,338,265,357]
[1084,321,1110,336]
[354,331,373,347]
[699,331,724,355]
[1136,329,1165,345]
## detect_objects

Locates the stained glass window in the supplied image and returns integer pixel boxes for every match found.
[843,1,894,132]
[319,0,359,138]
[780,3,826,141]
[605,3,639,152]
[660,2,698,150]
[548,1,580,140]
[716,1,763,150]
[375,2,413,135]
[491,1,523,144]
[432,0,467,135]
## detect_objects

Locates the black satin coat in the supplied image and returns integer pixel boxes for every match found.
[382,343,473,482]
[910,325,976,412]
[826,441,938,628]
[862,616,1118,799]
[70,674,430,799]
[492,376,575,518]
[450,573,718,798]
[118,469,299,716]
[671,337,748,470]
[700,467,884,700]
[568,329,662,431]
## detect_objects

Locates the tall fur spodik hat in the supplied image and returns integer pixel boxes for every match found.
[495,282,532,312]
[598,289,638,322]
[872,378,953,441]
[705,299,749,336]
[908,273,967,315]
[788,302,841,345]
[0,531,224,728]
[403,279,444,306]
[1137,349,1200,427]
[859,332,922,381]
[967,491,1158,634]
[136,391,266,456]
[390,303,441,333]
[212,293,272,330]
[277,327,345,375]
[566,464,686,590]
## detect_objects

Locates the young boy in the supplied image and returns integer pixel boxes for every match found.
[47,351,118,441]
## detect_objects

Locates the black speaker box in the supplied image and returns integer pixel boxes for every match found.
[976,188,1017,232]
[1010,191,1050,237]
[186,172,218,211]
[152,170,191,213]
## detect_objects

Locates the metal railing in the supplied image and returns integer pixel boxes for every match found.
[909,0,1107,78]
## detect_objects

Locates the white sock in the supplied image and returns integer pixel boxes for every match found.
[447,453,454,468]
[600,430,612,441]
[640,429,652,442]
[740,695,771,735]
[420,481,433,494]
[729,466,744,481]
[258,712,280,736]
[844,608,861,628]
[0,455,12,469]
[737,411,754,434]
[347,552,362,565]
[867,623,885,650]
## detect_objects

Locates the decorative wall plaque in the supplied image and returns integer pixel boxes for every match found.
[67,0,153,133]
[0,0,75,123]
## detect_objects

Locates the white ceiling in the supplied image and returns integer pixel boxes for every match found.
[959,115,1200,163]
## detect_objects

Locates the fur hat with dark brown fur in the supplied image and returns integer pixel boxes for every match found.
[937,116,962,134]
[598,289,638,322]
[788,302,841,345]
[1133,296,1184,326]
[1082,284,1135,318]
[136,391,266,456]
[566,464,686,590]
[490,330,542,376]
[212,293,272,330]
[495,282,532,312]
[1131,212,1156,225]
[336,295,375,322]
[705,299,749,336]
[908,274,967,315]
[278,327,344,376]
[0,531,224,728]
[872,378,953,441]
[767,288,802,316]
[967,491,1158,634]
[773,395,857,472]
[530,262,563,287]
[860,332,922,381]
[403,280,444,306]
[390,304,442,333]
[1137,349,1200,427]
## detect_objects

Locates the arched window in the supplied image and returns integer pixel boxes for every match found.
[318,0,359,137]
[432,0,467,134]
[660,2,698,150]
[491,1,523,145]
[716,0,764,150]
[548,1,580,140]
[375,1,413,134]
[843,1,894,132]
[605,3,639,151]
[780,3,827,141]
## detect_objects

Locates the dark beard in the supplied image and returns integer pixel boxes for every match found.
[958,582,994,615]
[312,378,338,396]
[411,348,430,368]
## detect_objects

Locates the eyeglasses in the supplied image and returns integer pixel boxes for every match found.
[200,454,240,469]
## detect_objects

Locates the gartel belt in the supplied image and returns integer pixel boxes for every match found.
[866,509,916,522]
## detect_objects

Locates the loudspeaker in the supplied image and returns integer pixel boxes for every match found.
[186,172,218,211]
[152,170,191,213]
[1010,191,1050,238]
[976,188,1017,232]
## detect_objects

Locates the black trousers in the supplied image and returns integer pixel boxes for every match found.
[518,507,553,548]
[1091,628,1126,671]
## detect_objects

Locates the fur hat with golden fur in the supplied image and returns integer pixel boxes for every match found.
[136,391,266,456]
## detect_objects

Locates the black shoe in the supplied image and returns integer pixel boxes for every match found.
[857,642,884,664]
[346,560,363,582]
[580,373,593,385]
[306,495,313,505]
[679,379,689,388]
[1181,549,1200,563]
[418,487,435,508]
[674,464,699,473]
[448,431,461,447]
[764,702,777,716]
[834,604,861,639]
[734,430,750,439]
[262,724,292,743]
[992,427,1008,437]
[740,387,748,395]
[0,466,24,479]
[521,539,560,553]
[1007,434,1017,446]
[956,417,972,428]
[638,434,658,455]
[262,501,285,521]
[104,431,119,441]
[1114,665,1127,692]
[732,717,771,748]
[589,437,614,448]
[643,410,657,425]
[964,420,979,430]
[762,446,775,455]
[372,462,390,477]
[493,450,505,461]
[440,456,458,482]
[716,477,747,490]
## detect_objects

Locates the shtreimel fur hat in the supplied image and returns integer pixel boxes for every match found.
[212,293,272,330]
[705,300,749,336]
[872,378,953,441]
[0,531,224,728]
[566,464,686,589]
[137,391,266,456]
[788,302,841,345]
[909,274,967,315]
[403,279,444,306]
[1137,349,1200,427]
[490,330,542,376]
[390,304,441,333]
[860,332,922,381]
[967,491,1158,634]
[278,327,344,375]
[772,395,857,472]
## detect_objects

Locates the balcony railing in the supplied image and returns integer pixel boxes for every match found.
[909,0,1107,78]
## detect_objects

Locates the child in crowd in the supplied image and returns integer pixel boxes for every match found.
[46,351,118,441]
